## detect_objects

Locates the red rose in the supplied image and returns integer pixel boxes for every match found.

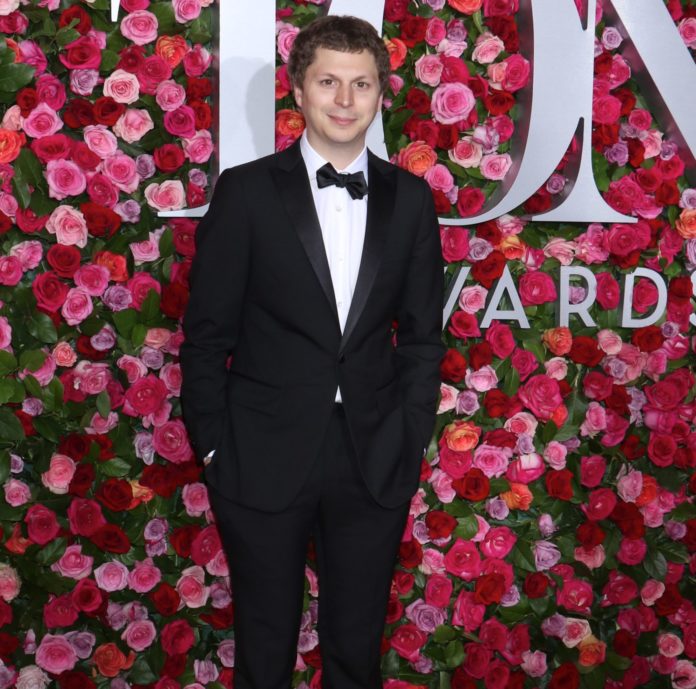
[463,642,492,679]
[80,202,122,239]
[425,510,457,540]
[16,207,48,234]
[67,497,106,536]
[30,133,73,163]
[399,15,427,47]
[140,464,178,498]
[405,88,431,114]
[647,433,677,467]
[471,250,506,288]
[474,573,506,605]
[199,605,234,631]
[161,652,187,677]
[483,390,510,418]
[25,504,60,545]
[550,663,579,689]
[482,428,516,448]
[63,98,96,128]
[170,524,200,558]
[582,371,613,401]
[568,336,603,366]
[186,76,212,100]
[90,524,131,553]
[654,582,683,616]
[59,4,91,33]
[545,469,574,501]
[58,671,97,689]
[452,668,477,689]
[610,501,645,539]
[190,525,222,566]
[484,89,515,115]
[154,144,186,173]
[16,87,39,116]
[398,539,423,569]
[69,463,96,496]
[71,578,103,613]
[390,623,427,661]
[384,0,409,21]
[0,633,19,663]
[613,629,637,658]
[468,342,493,370]
[523,573,549,599]
[437,124,459,149]
[124,374,168,416]
[96,478,134,511]
[32,271,70,311]
[453,468,490,501]
[117,44,146,72]
[457,188,485,217]
[483,0,518,16]
[576,521,605,548]
[161,282,190,319]
[523,188,552,214]
[44,593,79,628]
[161,619,195,656]
[72,141,101,171]
[93,96,125,126]
[440,348,467,382]
[149,583,180,617]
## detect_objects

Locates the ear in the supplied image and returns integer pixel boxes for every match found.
[293,85,303,109]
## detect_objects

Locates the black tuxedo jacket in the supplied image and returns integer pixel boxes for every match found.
[180,140,444,512]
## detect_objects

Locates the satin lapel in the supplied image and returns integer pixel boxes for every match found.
[339,152,397,354]
[270,144,340,327]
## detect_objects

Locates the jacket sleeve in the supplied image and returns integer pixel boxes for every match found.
[394,179,445,451]
[180,168,251,461]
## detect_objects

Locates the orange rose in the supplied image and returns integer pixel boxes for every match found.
[130,479,155,506]
[384,37,407,70]
[5,38,21,63]
[275,109,305,139]
[676,208,696,239]
[578,635,606,666]
[396,141,438,177]
[635,475,658,507]
[501,482,533,510]
[550,403,568,428]
[95,251,129,282]
[0,129,23,164]
[93,643,135,678]
[542,327,573,356]
[447,0,483,14]
[499,234,525,260]
[155,35,188,68]
[443,419,481,452]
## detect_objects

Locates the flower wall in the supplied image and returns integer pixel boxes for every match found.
[0,0,695,688]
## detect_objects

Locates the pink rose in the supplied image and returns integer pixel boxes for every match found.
[617,469,642,502]
[102,153,140,193]
[94,561,129,591]
[276,23,299,63]
[4,478,31,507]
[518,374,562,420]
[10,240,43,270]
[444,539,481,581]
[480,153,512,181]
[128,558,162,593]
[521,650,547,678]
[120,9,158,45]
[35,634,77,674]
[21,102,63,138]
[45,159,86,200]
[183,44,212,77]
[431,82,476,124]
[473,444,511,478]
[87,173,119,207]
[182,129,213,164]
[36,73,67,110]
[679,17,696,48]
[672,660,696,689]
[74,264,110,297]
[519,270,557,305]
[0,563,20,601]
[122,620,156,652]
[52,342,76,367]
[0,256,23,286]
[658,633,684,657]
[41,453,76,494]
[458,285,487,313]
[127,272,161,310]
[176,565,209,608]
[172,0,201,23]
[452,590,485,631]
[144,180,185,211]
[449,136,482,167]
[61,287,94,326]
[153,419,194,463]
[74,361,111,394]
[424,573,453,608]
[415,54,443,86]
[441,226,470,263]
[155,80,187,112]
[480,526,516,558]
[617,538,647,566]
[501,54,530,91]
[579,454,606,488]
[641,579,665,606]
[543,441,567,469]
[50,544,93,580]
[46,205,88,247]
[574,545,605,569]
[580,401,607,437]
[83,125,118,159]
[506,453,545,484]
[562,618,591,648]
[465,365,498,392]
[113,108,155,143]
[182,482,211,517]
[103,69,140,104]
[159,362,182,396]
[472,32,504,63]
[164,105,196,138]
[423,163,454,193]
[504,412,538,436]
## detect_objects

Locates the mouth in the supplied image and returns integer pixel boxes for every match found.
[328,115,356,126]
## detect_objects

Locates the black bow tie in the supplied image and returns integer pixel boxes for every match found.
[316,163,368,200]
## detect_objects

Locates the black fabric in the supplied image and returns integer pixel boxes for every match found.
[180,139,445,512]
[315,162,369,200]
[207,404,409,689]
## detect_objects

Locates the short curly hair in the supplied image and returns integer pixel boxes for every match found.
[287,15,391,94]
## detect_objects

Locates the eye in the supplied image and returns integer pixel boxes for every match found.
[319,78,335,86]
[355,81,370,89]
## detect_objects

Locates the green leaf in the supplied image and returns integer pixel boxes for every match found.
[55,26,81,47]
[0,408,25,443]
[32,416,63,443]
[0,379,20,405]
[99,457,132,478]
[455,514,479,540]
[19,349,47,373]
[149,2,176,33]
[112,308,138,338]
[433,624,457,644]
[96,390,111,419]
[0,350,17,376]
[0,450,11,485]
[444,640,465,668]
[131,324,147,347]
[35,537,67,566]
[669,502,696,521]
[128,656,158,684]
[140,288,161,323]
[0,63,35,93]
[100,49,120,73]
[644,549,667,581]
[26,312,58,344]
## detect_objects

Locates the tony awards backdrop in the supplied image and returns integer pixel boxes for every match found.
[0,0,694,687]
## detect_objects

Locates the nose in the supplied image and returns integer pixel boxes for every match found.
[335,82,353,107]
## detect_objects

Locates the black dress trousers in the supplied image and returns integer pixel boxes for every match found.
[207,403,410,689]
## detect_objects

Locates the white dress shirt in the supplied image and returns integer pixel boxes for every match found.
[300,132,368,403]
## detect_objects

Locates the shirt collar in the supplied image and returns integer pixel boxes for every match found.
[300,131,369,180]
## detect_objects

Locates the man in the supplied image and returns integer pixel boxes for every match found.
[180,15,444,689]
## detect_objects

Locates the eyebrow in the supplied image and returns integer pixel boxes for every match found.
[317,72,373,81]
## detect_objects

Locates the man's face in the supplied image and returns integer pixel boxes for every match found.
[293,47,383,164]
